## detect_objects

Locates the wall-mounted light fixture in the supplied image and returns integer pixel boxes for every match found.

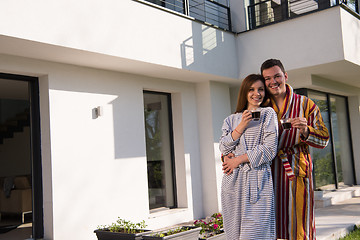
[93,106,103,119]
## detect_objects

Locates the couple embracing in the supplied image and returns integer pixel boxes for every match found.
[220,59,330,240]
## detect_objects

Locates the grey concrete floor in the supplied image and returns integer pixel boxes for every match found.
[316,196,360,240]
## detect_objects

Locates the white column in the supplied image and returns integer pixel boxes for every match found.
[195,81,231,216]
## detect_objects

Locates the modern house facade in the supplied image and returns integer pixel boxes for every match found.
[0,0,359,239]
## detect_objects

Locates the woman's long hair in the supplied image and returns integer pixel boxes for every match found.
[235,74,269,113]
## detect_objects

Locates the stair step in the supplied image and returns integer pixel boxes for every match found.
[0,131,13,138]
[5,120,18,126]
[9,126,23,133]
[20,119,30,126]
[14,114,28,121]
[0,109,30,144]
[315,191,331,208]
[315,186,360,208]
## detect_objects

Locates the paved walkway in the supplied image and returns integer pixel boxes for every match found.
[316,196,360,240]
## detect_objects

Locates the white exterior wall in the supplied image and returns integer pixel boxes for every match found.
[195,82,217,216]
[341,8,360,66]
[0,54,217,239]
[229,0,248,32]
[194,81,233,216]
[236,7,345,77]
[0,0,238,81]
[209,82,233,211]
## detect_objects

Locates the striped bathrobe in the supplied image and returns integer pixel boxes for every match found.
[271,84,329,240]
[220,107,278,240]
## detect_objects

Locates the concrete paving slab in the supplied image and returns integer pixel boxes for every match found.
[316,196,360,240]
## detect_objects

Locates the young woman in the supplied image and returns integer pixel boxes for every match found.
[220,74,278,240]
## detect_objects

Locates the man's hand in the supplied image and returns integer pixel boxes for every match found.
[292,117,309,138]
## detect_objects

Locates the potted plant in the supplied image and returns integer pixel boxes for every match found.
[94,217,151,240]
[142,226,201,240]
[194,213,225,240]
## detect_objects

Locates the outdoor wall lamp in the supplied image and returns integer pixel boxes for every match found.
[93,106,103,119]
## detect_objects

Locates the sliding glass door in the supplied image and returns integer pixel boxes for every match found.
[297,89,355,190]
[328,95,354,188]
[307,91,336,190]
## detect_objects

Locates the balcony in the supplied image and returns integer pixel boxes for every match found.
[143,0,232,31]
[248,0,359,29]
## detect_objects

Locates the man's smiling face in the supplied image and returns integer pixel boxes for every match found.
[262,65,288,98]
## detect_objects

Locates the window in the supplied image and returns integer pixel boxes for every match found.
[343,0,358,13]
[143,91,176,210]
[296,89,355,190]
[328,95,354,187]
[247,0,345,30]
[305,91,336,190]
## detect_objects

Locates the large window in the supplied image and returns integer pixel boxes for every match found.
[143,91,176,210]
[296,89,356,190]
[343,0,358,13]
[247,0,360,30]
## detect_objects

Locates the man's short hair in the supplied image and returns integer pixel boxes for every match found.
[261,59,286,74]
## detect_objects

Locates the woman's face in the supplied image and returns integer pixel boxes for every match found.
[247,80,265,109]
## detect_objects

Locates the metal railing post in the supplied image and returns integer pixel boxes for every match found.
[281,0,289,20]
[248,4,256,30]
[227,6,232,31]
[184,0,190,15]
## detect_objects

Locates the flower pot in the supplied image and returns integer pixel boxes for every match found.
[194,212,224,240]
[143,226,201,240]
[94,229,151,240]
[199,230,226,240]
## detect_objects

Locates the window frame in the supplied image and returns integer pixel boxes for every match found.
[0,72,43,238]
[295,88,357,189]
[143,90,178,210]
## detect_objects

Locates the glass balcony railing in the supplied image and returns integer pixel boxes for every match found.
[248,0,359,29]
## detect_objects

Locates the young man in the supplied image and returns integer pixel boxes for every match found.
[261,59,329,240]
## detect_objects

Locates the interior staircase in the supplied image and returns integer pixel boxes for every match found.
[0,109,30,145]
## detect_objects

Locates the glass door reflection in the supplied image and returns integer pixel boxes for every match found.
[308,91,336,190]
